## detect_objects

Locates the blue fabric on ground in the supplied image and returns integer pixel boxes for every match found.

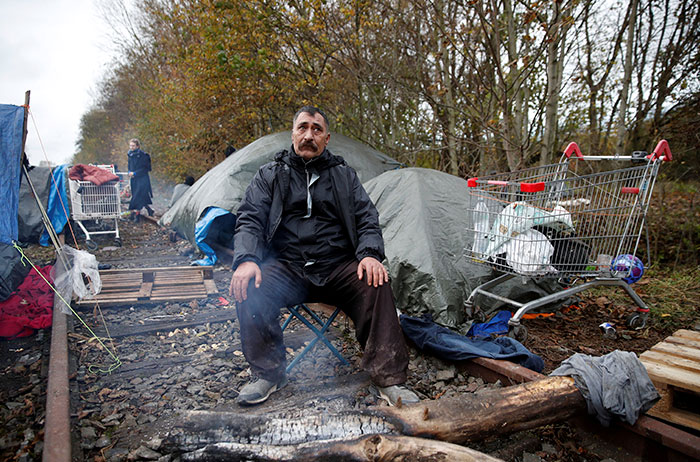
[466,310,511,337]
[192,207,232,266]
[0,104,25,244]
[40,165,70,247]
[400,313,544,372]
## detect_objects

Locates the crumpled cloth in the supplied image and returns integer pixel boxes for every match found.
[69,164,119,185]
[550,350,660,426]
[0,265,54,337]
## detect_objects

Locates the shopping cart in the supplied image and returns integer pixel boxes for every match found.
[69,164,123,251]
[464,140,672,340]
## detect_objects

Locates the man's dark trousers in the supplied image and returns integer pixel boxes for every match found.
[236,259,409,387]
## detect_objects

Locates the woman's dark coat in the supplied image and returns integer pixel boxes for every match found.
[127,149,152,210]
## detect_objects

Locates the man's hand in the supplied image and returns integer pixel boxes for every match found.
[229,261,262,303]
[357,257,389,287]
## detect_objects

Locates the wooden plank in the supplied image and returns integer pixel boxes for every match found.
[641,359,700,393]
[673,329,700,341]
[664,334,700,350]
[650,408,700,431]
[203,279,218,294]
[76,266,218,306]
[94,308,238,337]
[650,343,700,363]
[98,266,214,274]
[137,282,154,300]
[639,329,700,431]
[639,350,700,375]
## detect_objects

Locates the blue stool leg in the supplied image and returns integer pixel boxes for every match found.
[285,304,349,373]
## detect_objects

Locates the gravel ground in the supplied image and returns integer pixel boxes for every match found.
[1,213,663,462]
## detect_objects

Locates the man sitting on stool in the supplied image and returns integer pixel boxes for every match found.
[229,105,419,407]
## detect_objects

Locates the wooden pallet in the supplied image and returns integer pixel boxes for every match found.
[75,266,219,306]
[639,329,700,431]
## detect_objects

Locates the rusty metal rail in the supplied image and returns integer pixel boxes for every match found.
[43,260,72,462]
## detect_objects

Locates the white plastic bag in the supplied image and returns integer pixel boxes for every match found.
[502,228,556,275]
[53,246,102,311]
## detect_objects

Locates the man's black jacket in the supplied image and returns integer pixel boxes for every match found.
[232,148,385,273]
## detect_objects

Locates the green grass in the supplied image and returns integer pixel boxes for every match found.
[642,266,700,331]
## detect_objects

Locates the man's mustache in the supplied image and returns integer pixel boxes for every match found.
[301,141,317,149]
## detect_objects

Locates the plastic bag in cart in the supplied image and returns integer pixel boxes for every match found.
[501,228,556,275]
[484,202,574,259]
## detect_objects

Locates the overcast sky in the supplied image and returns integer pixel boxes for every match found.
[0,0,115,166]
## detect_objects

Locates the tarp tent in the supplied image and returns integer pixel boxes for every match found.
[160,131,400,243]
[0,103,29,300]
[0,104,24,245]
[365,168,563,328]
[17,166,51,244]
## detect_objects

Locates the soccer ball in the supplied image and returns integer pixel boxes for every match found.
[611,254,644,284]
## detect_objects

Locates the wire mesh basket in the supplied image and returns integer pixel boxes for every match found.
[464,141,672,339]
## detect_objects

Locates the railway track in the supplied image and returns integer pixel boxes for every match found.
[29,219,700,461]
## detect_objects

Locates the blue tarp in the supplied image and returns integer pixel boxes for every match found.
[40,165,70,246]
[466,310,512,338]
[400,313,544,372]
[192,206,235,266]
[0,104,25,244]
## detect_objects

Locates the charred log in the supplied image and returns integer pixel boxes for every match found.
[163,376,585,460]
[179,434,503,461]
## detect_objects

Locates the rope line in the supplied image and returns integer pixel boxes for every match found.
[12,243,122,374]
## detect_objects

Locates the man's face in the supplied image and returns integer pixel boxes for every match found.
[129,141,138,151]
[292,112,330,160]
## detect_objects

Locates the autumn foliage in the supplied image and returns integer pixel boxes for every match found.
[74,0,699,183]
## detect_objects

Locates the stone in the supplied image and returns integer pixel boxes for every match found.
[96,436,112,448]
[522,452,543,462]
[435,368,456,381]
[145,437,163,450]
[105,447,129,462]
[80,426,97,439]
[128,445,162,460]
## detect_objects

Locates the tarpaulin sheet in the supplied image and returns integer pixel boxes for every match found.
[160,131,400,243]
[192,207,235,266]
[0,104,25,244]
[18,166,51,243]
[0,264,53,338]
[40,165,70,246]
[0,243,31,301]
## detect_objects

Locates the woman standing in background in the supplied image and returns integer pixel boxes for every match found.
[127,138,154,219]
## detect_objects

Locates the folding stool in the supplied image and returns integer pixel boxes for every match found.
[281,303,349,373]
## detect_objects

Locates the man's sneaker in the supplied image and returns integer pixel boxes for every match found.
[373,384,420,406]
[237,377,288,406]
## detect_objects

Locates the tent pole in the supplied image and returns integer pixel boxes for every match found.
[20,91,30,170]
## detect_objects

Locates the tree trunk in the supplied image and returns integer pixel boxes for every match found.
[615,0,638,156]
[164,376,585,460]
[541,1,570,166]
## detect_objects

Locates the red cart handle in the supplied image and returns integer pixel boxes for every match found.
[563,142,583,159]
[647,139,672,162]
